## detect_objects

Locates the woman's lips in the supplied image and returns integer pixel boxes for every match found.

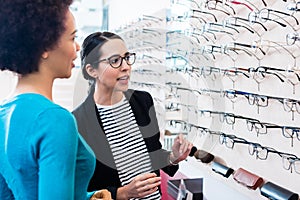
[117,75,129,81]
[117,75,130,84]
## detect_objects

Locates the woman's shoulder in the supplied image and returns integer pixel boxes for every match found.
[11,93,73,121]
[125,89,154,108]
[126,89,152,99]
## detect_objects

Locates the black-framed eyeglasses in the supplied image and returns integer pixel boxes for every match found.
[246,119,300,147]
[214,131,300,173]
[191,8,218,22]
[221,43,261,63]
[248,8,299,28]
[224,89,268,106]
[93,52,136,68]
[223,17,255,34]
[228,16,267,32]
[218,112,252,128]
[248,143,279,160]
[246,119,281,135]
[248,10,287,28]
[222,67,250,87]
[224,89,269,112]
[259,8,299,25]
[167,119,190,132]
[248,66,286,89]
[277,98,300,120]
[205,0,236,16]
[282,154,300,174]
[282,127,300,147]
[219,133,249,149]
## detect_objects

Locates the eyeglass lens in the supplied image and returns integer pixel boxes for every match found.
[248,144,268,160]
[282,156,300,174]
[283,99,300,113]
[109,53,136,68]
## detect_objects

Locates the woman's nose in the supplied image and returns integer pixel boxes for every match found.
[119,59,131,70]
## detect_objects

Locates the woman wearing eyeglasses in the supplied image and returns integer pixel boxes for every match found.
[73,31,193,200]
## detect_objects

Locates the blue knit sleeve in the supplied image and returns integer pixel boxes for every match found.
[0,172,14,200]
[31,108,78,200]
[87,192,95,200]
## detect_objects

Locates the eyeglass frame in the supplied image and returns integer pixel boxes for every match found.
[248,66,286,83]
[286,2,300,12]
[248,10,287,28]
[93,52,136,68]
[215,131,300,173]
[219,133,249,149]
[282,127,300,147]
[248,8,299,29]
[229,16,267,32]
[260,8,299,25]
[282,154,300,174]
[205,0,236,16]
[246,119,281,135]
[246,119,300,147]
[248,143,280,160]
[223,17,255,34]
[276,98,300,121]
[224,90,269,107]
[286,32,300,46]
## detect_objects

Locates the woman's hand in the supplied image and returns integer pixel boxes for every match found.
[90,189,112,200]
[170,133,193,164]
[117,173,161,199]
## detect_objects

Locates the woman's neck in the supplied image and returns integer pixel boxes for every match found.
[93,87,124,106]
[14,73,54,100]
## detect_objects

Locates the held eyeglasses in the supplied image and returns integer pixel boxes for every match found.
[93,52,136,68]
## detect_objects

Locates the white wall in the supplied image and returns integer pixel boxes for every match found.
[108,0,170,30]
[71,0,103,28]
[53,68,88,111]
[0,71,17,101]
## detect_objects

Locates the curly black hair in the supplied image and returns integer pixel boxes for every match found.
[0,0,73,75]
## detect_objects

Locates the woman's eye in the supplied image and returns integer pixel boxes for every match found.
[72,35,78,41]
[110,57,120,64]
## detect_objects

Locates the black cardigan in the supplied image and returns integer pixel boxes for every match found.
[72,89,178,200]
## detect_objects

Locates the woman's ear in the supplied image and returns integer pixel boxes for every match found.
[41,51,49,59]
[85,64,98,78]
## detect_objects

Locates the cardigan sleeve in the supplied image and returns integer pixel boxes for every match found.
[73,95,121,200]
[145,91,179,176]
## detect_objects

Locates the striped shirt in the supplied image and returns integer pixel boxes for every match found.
[96,96,161,200]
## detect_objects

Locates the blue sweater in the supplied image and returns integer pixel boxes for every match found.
[0,93,95,200]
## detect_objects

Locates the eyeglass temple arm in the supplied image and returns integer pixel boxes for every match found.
[192,9,218,22]
[210,22,240,33]
[268,9,299,25]
[225,21,255,34]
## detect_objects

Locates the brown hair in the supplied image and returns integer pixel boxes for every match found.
[80,31,123,86]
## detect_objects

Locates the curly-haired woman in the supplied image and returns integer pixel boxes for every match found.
[0,1,110,200]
